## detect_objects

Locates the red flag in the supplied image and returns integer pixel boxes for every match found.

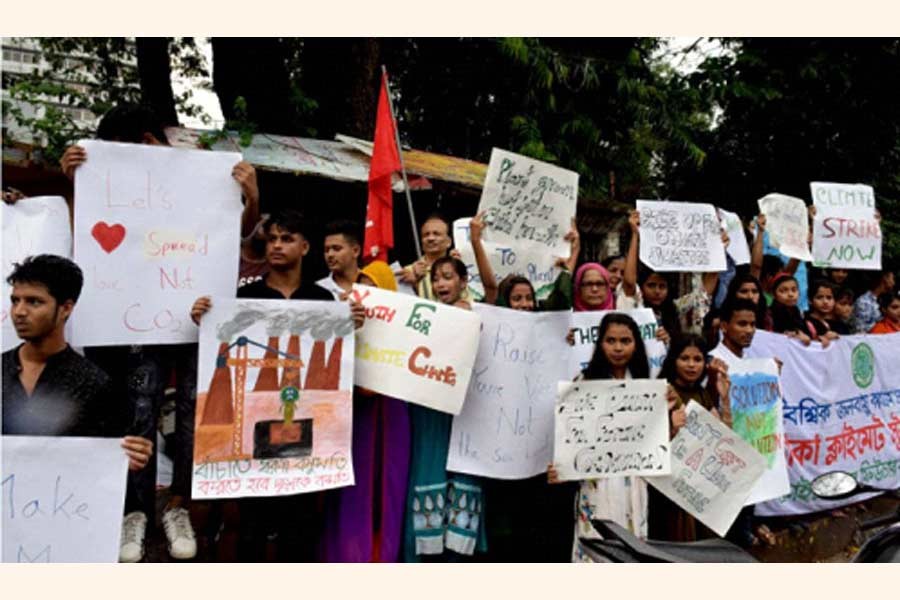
[363,71,402,263]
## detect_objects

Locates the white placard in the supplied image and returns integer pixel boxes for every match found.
[447,305,570,479]
[636,200,727,272]
[72,140,243,346]
[477,148,578,259]
[645,401,767,537]
[2,436,127,563]
[810,182,881,270]
[553,380,670,481]
[191,298,355,499]
[2,196,73,351]
[727,358,791,505]
[350,285,481,414]
[757,193,813,262]
[453,218,562,302]
[568,309,667,379]
[717,208,751,265]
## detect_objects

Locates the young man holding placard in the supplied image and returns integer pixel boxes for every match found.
[59,104,261,562]
[2,255,153,467]
[191,210,364,561]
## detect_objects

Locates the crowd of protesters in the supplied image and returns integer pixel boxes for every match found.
[3,103,899,562]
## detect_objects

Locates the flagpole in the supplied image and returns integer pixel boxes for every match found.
[381,65,422,258]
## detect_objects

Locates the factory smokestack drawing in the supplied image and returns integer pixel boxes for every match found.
[324,337,343,390]
[201,342,234,425]
[280,334,302,388]
[255,312,291,391]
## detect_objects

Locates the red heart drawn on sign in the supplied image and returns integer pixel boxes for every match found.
[91,221,127,253]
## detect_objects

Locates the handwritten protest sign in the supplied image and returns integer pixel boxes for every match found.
[453,217,562,301]
[569,309,666,379]
[447,305,570,478]
[717,208,751,265]
[636,200,726,272]
[477,148,578,259]
[350,285,481,414]
[757,193,813,261]
[2,436,127,562]
[71,140,243,346]
[2,196,72,351]
[728,358,791,505]
[646,401,766,537]
[747,331,900,515]
[810,182,881,270]
[192,299,354,500]
[553,380,670,481]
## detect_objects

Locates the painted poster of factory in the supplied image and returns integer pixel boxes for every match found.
[191,298,355,499]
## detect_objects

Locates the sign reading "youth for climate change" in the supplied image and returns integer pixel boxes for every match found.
[810,182,881,270]
[351,285,481,415]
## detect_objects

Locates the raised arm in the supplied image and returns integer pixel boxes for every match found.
[469,211,498,305]
[750,213,765,280]
[623,209,640,297]
[232,161,260,238]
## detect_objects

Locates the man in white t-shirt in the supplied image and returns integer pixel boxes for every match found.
[709,298,758,370]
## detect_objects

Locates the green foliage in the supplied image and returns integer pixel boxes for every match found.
[3,37,211,163]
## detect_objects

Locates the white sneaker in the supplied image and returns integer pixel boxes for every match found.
[119,511,147,563]
[162,507,197,560]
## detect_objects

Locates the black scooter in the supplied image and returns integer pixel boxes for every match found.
[577,471,900,562]
[810,470,900,563]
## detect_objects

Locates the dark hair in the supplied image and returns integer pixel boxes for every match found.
[637,266,681,338]
[878,290,900,311]
[724,273,767,327]
[601,254,625,269]
[836,286,855,303]
[808,279,837,302]
[660,334,709,386]
[498,275,535,308]
[430,256,468,282]
[97,104,168,145]
[702,306,722,350]
[583,313,649,380]
[721,298,759,323]
[265,210,309,240]
[7,254,84,305]
[760,255,785,288]
[324,220,362,247]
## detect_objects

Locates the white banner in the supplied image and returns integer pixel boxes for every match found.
[478,148,578,259]
[727,358,791,505]
[2,196,72,351]
[453,218,562,302]
[192,299,355,499]
[747,331,900,515]
[568,309,667,379]
[447,305,570,479]
[717,208,751,265]
[810,182,881,270]
[757,193,813,261]
[350,285,481,415]
[2,436,127,562]
[553,380,670,481]
[645,401,767,537]
[636,200,726,272]
[72,140,243,346]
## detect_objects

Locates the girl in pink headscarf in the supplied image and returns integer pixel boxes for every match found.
[573,262,615,312]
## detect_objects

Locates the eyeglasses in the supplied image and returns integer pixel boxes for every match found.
[580,281,608,289]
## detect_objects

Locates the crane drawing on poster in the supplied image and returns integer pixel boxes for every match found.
[192,299,355,500]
